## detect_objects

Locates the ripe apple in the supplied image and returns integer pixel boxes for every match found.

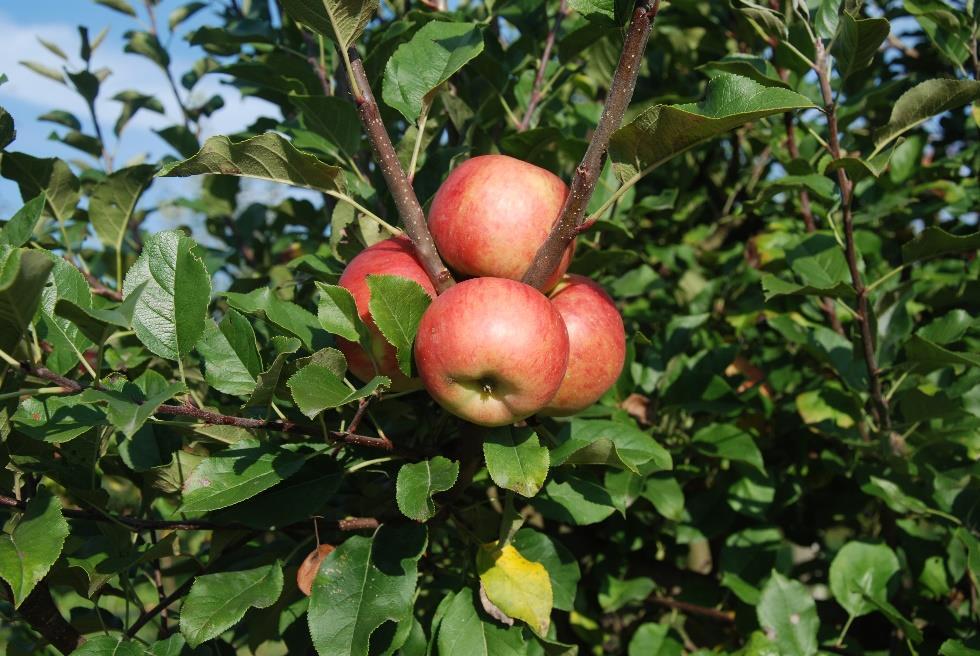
[415,277,569,427]
[297,543,335,596]
[541,275,626,415]
[337,236,437,390]
[427,154,574,291]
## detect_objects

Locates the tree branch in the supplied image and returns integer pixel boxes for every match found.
[814,40,890,433]
[1,580,85,655]
[346,49,455,293]
[518,0,568,132]
[522,0,662,289]
[648,595,735,623]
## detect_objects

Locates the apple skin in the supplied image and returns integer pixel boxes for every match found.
[415,277,570,427]
[428,155,574,291]
[296,544,335,596]
[541,275,626,416]
[337,236,437,391]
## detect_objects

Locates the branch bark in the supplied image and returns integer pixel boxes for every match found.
[1,580,85,654]
[347,50,454,293]
[814,40,890,433]
[522,0,662,289]
[648,595,736,623]
[518,0,568,132]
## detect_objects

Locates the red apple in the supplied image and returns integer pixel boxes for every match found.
[415,277,569,427]
[541,275,626,416]
[427,154,574,291]
[337,236,437,390]
[296,543,335,596]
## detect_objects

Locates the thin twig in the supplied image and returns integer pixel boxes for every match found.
[300,29,332,96]
[346,50,454,292]
[648,595,735,623]
[522,0,662,289]
[814,40,890,432]
[518,0,568,132]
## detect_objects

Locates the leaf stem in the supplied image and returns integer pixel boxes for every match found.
[496,491,524,548]
[408,99,431,182]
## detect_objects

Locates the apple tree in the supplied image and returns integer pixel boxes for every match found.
[1,0,979,654]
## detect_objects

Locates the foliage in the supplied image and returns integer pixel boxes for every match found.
[0,0,979,655]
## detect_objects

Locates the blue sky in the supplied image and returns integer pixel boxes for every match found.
[0,1,277,220]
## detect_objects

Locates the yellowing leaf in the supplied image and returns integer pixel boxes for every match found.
[476,543,552,636]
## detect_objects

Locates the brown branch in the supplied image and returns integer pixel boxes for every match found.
[518,0,568,132]
[1,580,85,654]
[648,595,735,623]
[346,49,455,293]
[814,40,890,433]
[522,0,662,289]
[64,257,123,301]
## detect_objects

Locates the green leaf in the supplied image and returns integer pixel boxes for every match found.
[95,0,137,17]
[124,30,170,69]
[698,54,790,89]
[180,561,284,648]
[89,164,156,254]
[477,542,553,636]
[68,532,177,596]
[0,105,14,150]
[12,394,103,443]
[642,474,685,521]
[196,310,263,396]
[54,283,145,344]
[535,473,617,525]
[0,486,70,607]
[0,248,56,353]
[941,640,980,656]
[692,423,765,473]
[904,334,980,369]
[382,22,485,123]
[549,419,672,475]
[169,2,208,30]
[316,282,364,342]
[20,60,67,85]
[761,275,854,301]
[918,310,973,345]
[366,274,432,377]
[158,133,346,194]
[598,576,655,613]
[122,230,211,361]
[280,0,379,50]
[180,438,307,513]
[289,95,361,161]
[832,13,889,79]
[287,364,388,419]
[569,0,614,21]
[73,636,145,656]
[1,194,45,247]
[762,232,855,300]
[243,336,301,410]
[435,589,530,656]
[873,79,980,156]
[308,524,426,656]
[905,0,972,66]
[628,623,683,656]
[482,427,550,497]
[829,541,900,618]
[902,226,980,262]
[756,572,819,656]
[80,373,184,439]
[395,456,460,521]
[609,74,815,181]
[0,152,80,221]
[223,287,320,350]
[511,529,580,612]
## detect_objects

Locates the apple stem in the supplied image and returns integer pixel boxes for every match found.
[346,49,456,293]
[521,0,662,290]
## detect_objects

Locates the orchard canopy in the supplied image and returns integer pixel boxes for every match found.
[1,0,980,655]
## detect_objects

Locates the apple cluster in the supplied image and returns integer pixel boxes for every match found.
[336,155,626,427]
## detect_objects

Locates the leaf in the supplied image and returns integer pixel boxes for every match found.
[95,0,137,17]
[761,275,855,301]
[609,74,815,181]
[196,310,263,396]
[73,636,145,656]
[1,194,45,247]
[549,419,671,474]
[289,95,361,161]
[316,282,363,342]
[859,594,923,644]
[762,232,855,300]
[698,54,790,89]
[157,133,346,194]
[0,152,80,221]
[0,486,70,607]
[20,60,66,85]
[482,427,550,497]
[757,572,819,656]
[122,230,211,361]
[510,529,580,613]
[904,334,980,369]
[124,30,170,68]
[828,541,900,618]
[628,623,684,656]
[569,0,615,21]
[901,226,980,262]
[89,164,156,253]
[0,248,56,353]
[436,589,530,655]
[287,364,388,419]
[80,373,184,439]
[382,22,485,123]
[243,336,301,410]
[12,394,103,443]
[308,524,426,656]
[280,0,379,50]
[642,474,685,521]
[180,561,284,648]
[873,79,980,156]
[223,287,321,350]
[180,438,307,513]
[598,576,655,613]
[396,456,460,521]
[535,473,617,525]
[692,423,765,473]
[54,284,145,344]
[0,105,14,150]
[68,532,177,596]
[832,13,889,79]
[366,274,433,377]
[169,2,208,30]
[477,542,553,636]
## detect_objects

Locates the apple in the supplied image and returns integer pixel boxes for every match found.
[427,154,574,291]
[296,543,335,596]
[415,277,569,427]
[337,236,437,390]
[541,275,626,416]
